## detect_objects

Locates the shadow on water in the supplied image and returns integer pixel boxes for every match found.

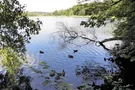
[22,57,118,90]
[75,60,119,84]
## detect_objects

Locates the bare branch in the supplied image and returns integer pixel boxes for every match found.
[79,36,97,42]
[54,22,123,51]
[97,37,123,51]
[98,42,110,51]
[100,37,123,43]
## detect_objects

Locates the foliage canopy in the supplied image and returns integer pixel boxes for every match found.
[0,0,42,89]
[53,2,109,16]
[0,0,42,54]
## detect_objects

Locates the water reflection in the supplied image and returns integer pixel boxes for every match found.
[24,56,117,90]
[75,61,107,85]
[25,17,116,90]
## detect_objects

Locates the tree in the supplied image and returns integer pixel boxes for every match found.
[56,0,135,88]
[52,2,109,16]
[0,0,42,54]
[0,0,42,89]
[57,0,135,52]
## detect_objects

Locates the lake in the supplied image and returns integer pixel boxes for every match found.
[25,16,117,90]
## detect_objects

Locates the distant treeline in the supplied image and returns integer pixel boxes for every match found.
[26,2,106,16]
[26,12,53,16]
[53,2,106,16]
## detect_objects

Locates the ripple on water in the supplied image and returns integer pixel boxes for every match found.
[25,37,111,90]
[25,17,115,90]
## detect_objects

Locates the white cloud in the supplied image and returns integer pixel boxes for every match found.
[19,0,77,12]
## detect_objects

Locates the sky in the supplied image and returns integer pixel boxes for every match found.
[18,0,77,12]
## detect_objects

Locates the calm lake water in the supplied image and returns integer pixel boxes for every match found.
[25,17,116,90]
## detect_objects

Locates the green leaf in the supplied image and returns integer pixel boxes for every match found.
[42,80,51,86]
[29,67,42,74]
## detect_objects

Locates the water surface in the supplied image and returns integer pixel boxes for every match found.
[26,16,115,90]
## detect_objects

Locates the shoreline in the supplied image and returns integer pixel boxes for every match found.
[28,15,90,18]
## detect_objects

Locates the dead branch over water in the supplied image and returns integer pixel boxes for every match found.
[51,22,123,50]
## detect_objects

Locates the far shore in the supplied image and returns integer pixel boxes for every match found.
[28,15,91,18]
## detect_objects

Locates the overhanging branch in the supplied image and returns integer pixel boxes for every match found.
[100,37,123,43]
[56,22,123,51]
[78,36,123,51]
[99,37,123,50]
